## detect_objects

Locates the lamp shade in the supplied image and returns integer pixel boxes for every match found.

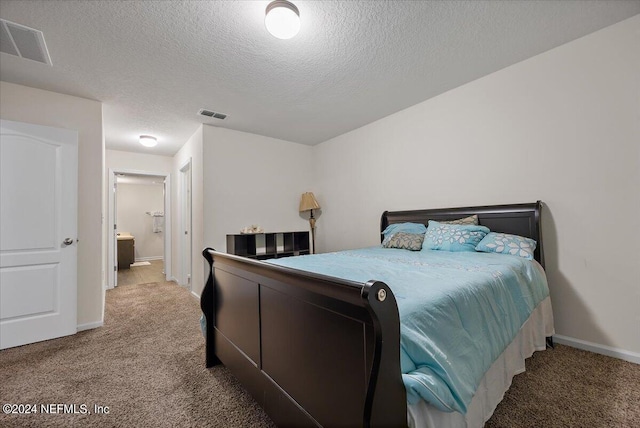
[299,192,320,212]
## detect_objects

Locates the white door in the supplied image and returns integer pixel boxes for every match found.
[180,161,192,287]
[113,180,118,287]
[0,119,78,349]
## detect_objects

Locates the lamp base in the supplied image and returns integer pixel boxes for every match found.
[309,210,316,254]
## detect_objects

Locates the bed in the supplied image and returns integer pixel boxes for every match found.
[200,201,554,427]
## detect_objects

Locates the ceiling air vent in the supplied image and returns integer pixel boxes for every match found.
[198,109,227,120]
[0,19,52,65]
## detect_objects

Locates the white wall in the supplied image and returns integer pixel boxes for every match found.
[0,81,104,329]
[172,126,204,295]
[313,16,640,356]
[106,149,173,175]
[202,125,314,261]
[116,183,165,260]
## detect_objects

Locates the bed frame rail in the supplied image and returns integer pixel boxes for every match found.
[201,248,407,427]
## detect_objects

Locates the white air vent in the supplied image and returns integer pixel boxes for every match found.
[198,109,227,120]
[0,19,52,66]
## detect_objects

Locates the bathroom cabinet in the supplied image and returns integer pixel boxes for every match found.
[117,236,135,269]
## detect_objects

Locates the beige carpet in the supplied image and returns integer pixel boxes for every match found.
[0,281,275,428]
[487,343,640,427]
[0,280,638,427]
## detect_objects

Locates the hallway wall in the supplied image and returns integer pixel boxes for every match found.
[0,81,104,330]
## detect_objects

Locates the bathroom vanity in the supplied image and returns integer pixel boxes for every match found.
[117,234,135,270]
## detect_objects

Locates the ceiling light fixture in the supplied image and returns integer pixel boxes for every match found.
[139,135,157,147]
[265,0,300,40]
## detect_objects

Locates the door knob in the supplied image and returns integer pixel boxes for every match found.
[63,238,74,246]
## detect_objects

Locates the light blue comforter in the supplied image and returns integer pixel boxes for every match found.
[267,247,549,414]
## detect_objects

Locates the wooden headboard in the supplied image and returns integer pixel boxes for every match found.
[381,201,544,268]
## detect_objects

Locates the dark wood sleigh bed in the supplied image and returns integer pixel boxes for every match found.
[200,201,547,427]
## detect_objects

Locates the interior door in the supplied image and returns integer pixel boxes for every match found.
[113,180,118,287]
[0,119,78,349]
[181,162,192,287]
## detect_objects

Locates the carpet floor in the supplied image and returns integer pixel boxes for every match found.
[0,280,638,427]
[0,281,275,428]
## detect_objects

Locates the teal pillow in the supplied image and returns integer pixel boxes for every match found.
[475,232,537,260]
[382,222,427,245]
[423,221,489,252]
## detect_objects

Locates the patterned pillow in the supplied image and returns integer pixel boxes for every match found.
[439,214,478,225]
[382,222,427,245]
[423,220,490,252]
[475,232,537,260]
[382,232,425,251]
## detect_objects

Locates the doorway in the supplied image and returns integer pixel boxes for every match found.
[107,169,171,289]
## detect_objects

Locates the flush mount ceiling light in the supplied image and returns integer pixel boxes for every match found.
[139,135,157,147]
[265,0,300,40]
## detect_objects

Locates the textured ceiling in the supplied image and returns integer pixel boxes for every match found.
[0,1,638,156]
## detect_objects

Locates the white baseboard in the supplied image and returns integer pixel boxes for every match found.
[77,321,103,332]
[135,256,163,262]
[170,276,187,287]
[191,290,200,300]
[554,335,640,365]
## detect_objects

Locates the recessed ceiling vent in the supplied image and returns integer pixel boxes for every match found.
[198,109,227,120]
[0,19,52,66]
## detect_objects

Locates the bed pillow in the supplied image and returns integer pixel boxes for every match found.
[382,232,425,251]
[423,221,490,252]
[382,222,427,245]
[439,214,478,225]
[475,232,537,260]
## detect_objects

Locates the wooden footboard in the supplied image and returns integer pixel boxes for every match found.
[201,248,407,427]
